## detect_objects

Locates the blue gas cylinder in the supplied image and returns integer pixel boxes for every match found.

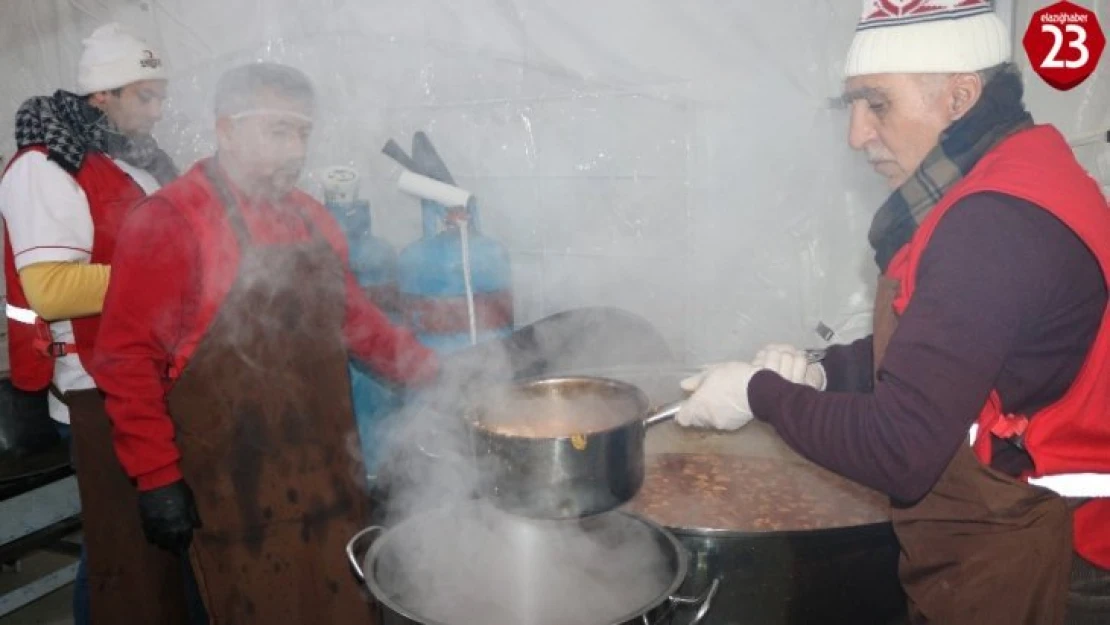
[325,196,403,481]
[327,199,401,323]
[398,198,513,354]
[347,360,399,481]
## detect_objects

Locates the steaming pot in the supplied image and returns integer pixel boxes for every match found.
[464,376,681,520]
[345,500,718,625]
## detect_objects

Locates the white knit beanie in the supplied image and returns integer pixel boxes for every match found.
[77,23,168,95]
[844,0,1011,77]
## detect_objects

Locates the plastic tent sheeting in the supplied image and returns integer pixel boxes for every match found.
[0,0,1104,366]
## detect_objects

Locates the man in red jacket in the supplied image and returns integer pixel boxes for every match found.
[92,61,439,623]
[676,2,1110,624]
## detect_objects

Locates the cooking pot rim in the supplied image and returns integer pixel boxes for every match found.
[361,503,691,625]
[464,374,655,438]
[659,518,895,539]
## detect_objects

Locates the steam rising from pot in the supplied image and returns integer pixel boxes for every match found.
[368,500,677,625]
[360,308,683,624]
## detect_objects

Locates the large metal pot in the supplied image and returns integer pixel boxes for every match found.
[584,366,907,625]
[463,376,681,520]
[345,500,719,625]
[662,523,904,625]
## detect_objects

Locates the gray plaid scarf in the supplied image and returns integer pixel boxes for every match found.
[867,66,1034,273]
[13,89,177,185]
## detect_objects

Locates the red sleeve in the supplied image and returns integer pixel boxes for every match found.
[343,269,439,384]
[92,197,196,491]
[296,195,439,384]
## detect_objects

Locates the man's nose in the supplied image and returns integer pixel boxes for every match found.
[847,104,876,151]
[287,134,309,161]
[148,98,164,123]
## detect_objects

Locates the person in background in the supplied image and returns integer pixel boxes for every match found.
[92,61,440,624]
[676,2,1110,624]
[0,22,207,625]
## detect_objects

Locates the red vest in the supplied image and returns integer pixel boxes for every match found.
[886,125,1110,568]
[2,146,146,391]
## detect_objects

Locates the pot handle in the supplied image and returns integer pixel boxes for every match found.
[643,399,684,428]
[345,525,385,583]
[675,577,720,625]
[642,577,721,625]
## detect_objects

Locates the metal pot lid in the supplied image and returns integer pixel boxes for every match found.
[362,501,688,625]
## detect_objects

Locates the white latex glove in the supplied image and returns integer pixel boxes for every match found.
[752,343,826,391]
[676,362,758,431]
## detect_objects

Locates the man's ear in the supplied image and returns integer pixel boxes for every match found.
[215,117,234,150]
[948,72,983,121]
[86,91,109,110]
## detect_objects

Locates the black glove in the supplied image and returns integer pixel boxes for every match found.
[138,480,202,553]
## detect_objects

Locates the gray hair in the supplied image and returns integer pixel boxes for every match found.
[213,62,315,118]
[976,61,1019,86]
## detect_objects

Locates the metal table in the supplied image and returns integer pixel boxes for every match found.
[0,435,83,617]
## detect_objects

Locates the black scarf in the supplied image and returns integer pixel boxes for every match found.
[13,89,178,185]
[867,66,1034,273]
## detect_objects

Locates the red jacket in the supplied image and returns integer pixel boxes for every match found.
[2,146,145,391]
[887,125,1110,568]
[92,159,439,490]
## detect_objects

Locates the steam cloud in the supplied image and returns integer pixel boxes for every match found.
[358,310,682,623]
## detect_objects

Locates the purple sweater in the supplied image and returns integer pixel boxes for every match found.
[748,192,1107,503]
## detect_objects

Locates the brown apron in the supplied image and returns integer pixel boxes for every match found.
[872,276,1073,625]
[66,388,191,624]
[165,164,374,624]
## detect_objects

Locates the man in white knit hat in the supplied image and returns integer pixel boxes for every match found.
[677,2,1110,623]
[0,22,205,625]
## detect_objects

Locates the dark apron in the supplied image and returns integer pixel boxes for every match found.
[872,276,1073,625]
[165,163,374,624]
[66,388,192,624]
